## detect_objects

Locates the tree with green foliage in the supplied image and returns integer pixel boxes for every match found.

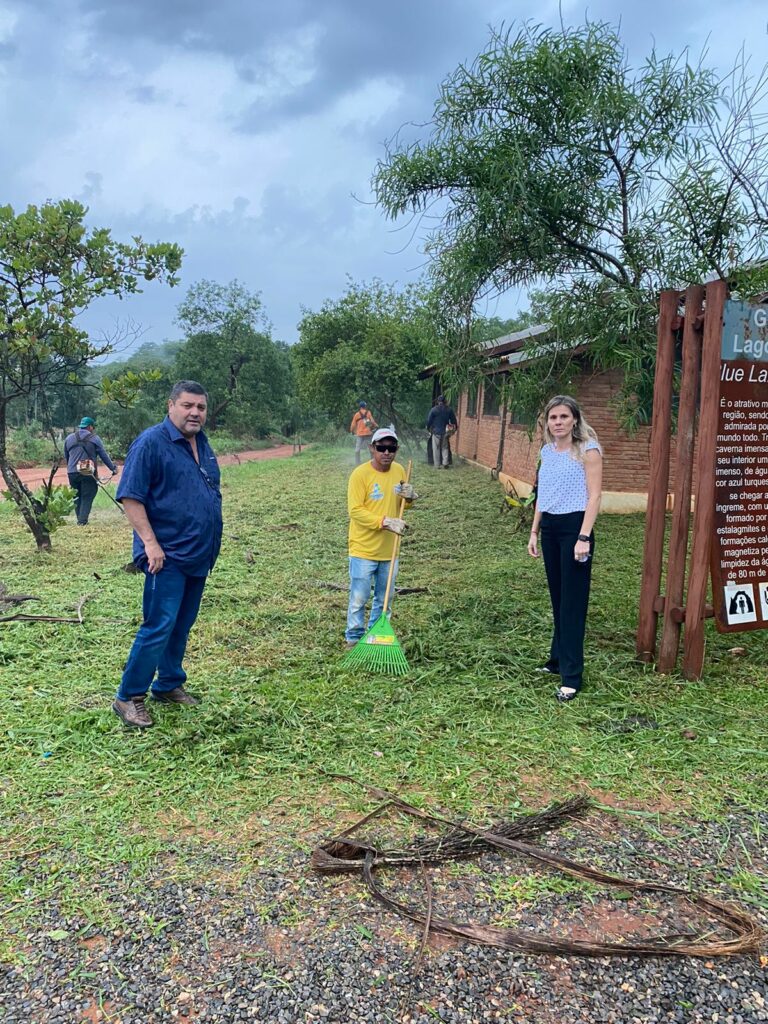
[292,279,435,434]
[374,22,768,424]
[174,280,294,436]
[87,341,185,458]
[0,200,182,549]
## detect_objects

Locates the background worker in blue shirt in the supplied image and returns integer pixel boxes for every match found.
[113,380,223,729]
[426,395,457,469]
[63,416,118,525]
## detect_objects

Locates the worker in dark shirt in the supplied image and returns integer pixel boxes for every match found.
[63,417,117,525]
[426,395,458,469]
[113,381,223,729]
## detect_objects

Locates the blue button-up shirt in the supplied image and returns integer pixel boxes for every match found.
[116,417,223,576]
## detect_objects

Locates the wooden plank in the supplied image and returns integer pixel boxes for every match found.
[670,603,714,624]
[657,286,704,672]
[683,279,728,678]
[636,290,679,661]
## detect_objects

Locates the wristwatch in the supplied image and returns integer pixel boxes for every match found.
[577,534,590,542]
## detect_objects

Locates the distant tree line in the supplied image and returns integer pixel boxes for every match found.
[7,274,508,468]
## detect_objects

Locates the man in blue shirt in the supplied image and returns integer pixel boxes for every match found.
[113,381,223,729]
[63,417,118,525]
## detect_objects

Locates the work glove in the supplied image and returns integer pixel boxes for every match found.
[382,517,407,535]
[394,482,418,501]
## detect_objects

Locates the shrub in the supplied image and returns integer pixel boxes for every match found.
[7,425,57,467]
[207,431,277,456]
[35,485,76,534]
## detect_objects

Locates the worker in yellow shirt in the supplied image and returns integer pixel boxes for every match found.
[345,427,417,647]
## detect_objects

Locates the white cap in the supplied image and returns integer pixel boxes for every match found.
[370,427,398,444]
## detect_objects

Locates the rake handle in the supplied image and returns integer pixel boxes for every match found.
[381,459,412,618]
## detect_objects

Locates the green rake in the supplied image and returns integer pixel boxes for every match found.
[341,460,412,676]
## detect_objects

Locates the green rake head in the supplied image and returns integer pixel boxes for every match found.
[340,613,409,676]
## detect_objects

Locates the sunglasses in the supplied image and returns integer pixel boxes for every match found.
[373,443,398,453]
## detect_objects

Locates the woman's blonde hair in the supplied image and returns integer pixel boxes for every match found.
[542,395,599,459]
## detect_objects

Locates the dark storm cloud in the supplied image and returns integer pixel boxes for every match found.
[74,0,487,66]
[7,0,764,350]
[38,0,495,125]
[237,0,493,128]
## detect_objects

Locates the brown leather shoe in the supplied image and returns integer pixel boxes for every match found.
[112,696,153,728]
[150,686,200,706]
[344,640,357,650]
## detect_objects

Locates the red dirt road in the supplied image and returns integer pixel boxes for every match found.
[7,445,304,492]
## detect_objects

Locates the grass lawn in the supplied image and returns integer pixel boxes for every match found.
[1,445,767,941]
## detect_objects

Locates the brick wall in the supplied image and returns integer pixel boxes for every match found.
[455,367,692,494]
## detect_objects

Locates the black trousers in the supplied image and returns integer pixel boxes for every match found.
[68,472,98,525]
[540,511,594,691]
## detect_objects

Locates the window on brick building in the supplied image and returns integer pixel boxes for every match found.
[508,403,533,428]
[482,375,502,416]
[465,384,478,418]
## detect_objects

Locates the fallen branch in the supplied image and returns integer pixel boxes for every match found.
[0,612,131,624]
[75,593,91,624]
[316,582,428,595]
[0,612,82,624]
[312,778,761,958]
[0,594,39,607]
[0,591,128,624]
[399,856,433,1021]
[0,582,41,608]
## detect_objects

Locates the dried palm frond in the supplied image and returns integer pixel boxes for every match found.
[312,783,761,958]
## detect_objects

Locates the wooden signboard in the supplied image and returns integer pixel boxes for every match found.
[710,300,768,632]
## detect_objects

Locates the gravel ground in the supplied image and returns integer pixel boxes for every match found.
[1,808,767,1024]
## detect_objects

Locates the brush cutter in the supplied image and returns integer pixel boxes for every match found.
[96,473,125,515]
[341,459,412,675]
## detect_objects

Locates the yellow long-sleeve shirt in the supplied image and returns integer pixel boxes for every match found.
[347,460,408,560]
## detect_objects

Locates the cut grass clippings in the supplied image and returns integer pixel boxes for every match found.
[0,445,767,936]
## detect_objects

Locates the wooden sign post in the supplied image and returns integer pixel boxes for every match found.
[681,281,727,678]
[636,290,679,663]
[637,280,768,678]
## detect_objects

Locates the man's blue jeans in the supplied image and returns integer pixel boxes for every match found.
[68,472,98,525]
[345,556,398,643]
[117,563,207,700]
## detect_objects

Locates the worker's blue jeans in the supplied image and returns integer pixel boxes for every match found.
[117,563,207,700]
[345,556,399,643]
[68,472,98,525]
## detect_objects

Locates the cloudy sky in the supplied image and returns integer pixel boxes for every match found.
[1,0,765,350]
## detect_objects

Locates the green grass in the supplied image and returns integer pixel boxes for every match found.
[486,873,599,909]
[1,445,767,933]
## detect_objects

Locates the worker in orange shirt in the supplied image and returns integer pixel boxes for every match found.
[349,401,378,464]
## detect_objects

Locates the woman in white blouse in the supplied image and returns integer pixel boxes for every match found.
[527,396,603,702]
